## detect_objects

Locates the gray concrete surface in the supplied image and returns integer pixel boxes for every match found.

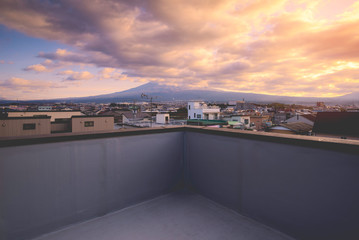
[186,131,359,240]
[0,132,183,240]
[32,191,293,240]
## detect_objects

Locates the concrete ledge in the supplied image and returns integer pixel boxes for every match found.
[1,126,359,154]
[185,126,359,154]
[0,126,184,148]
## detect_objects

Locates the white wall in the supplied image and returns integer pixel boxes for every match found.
[156,114,170,124]
[231,116,250,128]
[188,102,220,120]
[188,102,204,119]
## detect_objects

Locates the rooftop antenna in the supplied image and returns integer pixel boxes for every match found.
[141,93,157,128]
[129,100,139,120]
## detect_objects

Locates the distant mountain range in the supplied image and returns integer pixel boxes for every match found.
[1,82,358,104]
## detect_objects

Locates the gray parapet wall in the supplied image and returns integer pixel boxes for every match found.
[1,126,359,240]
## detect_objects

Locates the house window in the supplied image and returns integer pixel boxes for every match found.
[194,113,196,118]
[244,119,249,124]
[188,105,191,110]
[84,121,94,127]
[23,123,36,130]
[197,114,201,119]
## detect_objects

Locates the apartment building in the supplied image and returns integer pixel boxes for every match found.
[0,115,114,137]
[187,101,220,120]
[0,116,51,137]
[7,111,83,122]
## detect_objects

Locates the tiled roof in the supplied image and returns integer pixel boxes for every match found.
[301,114,316,122]
[121,111,151,119]
[279,122,313,133]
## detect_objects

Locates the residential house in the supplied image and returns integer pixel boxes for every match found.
[156,113,170,124]
[71,116,114,133]
[0,116,51,137]
[98,110,128,123]
[7,111,83,122]
[269,122,312,135]
[250,115,272,131]
[187,101,220,120]
[223,115,251,129]
[273,112,291,124]
[286,113,316,126]
[121,111,151,124]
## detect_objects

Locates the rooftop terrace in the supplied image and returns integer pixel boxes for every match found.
[1,127,359,240]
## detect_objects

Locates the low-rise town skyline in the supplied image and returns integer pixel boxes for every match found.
[2,98,359,140]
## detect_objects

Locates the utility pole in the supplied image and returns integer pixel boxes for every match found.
[129,100,139,120]
[141,93,157,128]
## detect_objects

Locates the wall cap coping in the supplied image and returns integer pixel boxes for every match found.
[1,126,358,154]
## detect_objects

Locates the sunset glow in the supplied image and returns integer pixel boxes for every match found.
[0,0,359,100]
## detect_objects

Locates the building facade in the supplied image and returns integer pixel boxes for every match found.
[250,115,272,131]
[71,116,114,133]
[38,106,52,111]
[8,111,83,122]
[156,113,170,124]
[0,116,51,137]
[187,101,220,120]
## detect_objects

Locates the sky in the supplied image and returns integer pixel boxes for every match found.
[0,0,359,100]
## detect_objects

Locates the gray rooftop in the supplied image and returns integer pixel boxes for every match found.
[1,126,359,240]
[32,191,292,240]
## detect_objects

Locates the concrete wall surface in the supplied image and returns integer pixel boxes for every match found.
[0,132,183,240]
[185,131,359,240]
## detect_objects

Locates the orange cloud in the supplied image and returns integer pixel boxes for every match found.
[24,64,48,72]
[0,77,64,91]
[58,70,94,81]
[1,0,359,97]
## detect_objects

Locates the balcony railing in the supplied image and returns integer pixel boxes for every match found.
[1,126,359,240]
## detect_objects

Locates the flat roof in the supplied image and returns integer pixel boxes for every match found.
[32,191,293,240]
[71,115,114,118]
[7,110,82,112]
[0,116,51,120]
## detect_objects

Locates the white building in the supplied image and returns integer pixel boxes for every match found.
[229,115,251,129]
[156,113,170,124]
[38,106,52,111]
[187,102,220,120]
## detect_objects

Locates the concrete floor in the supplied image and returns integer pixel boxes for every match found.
[33,191,293,240]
